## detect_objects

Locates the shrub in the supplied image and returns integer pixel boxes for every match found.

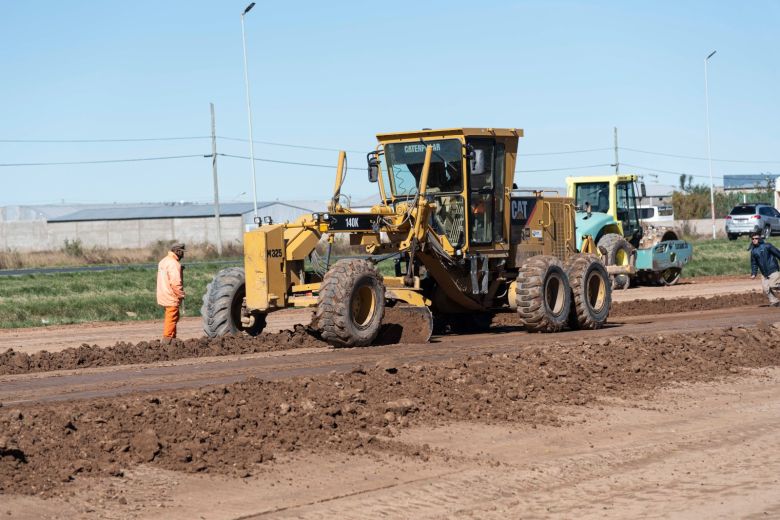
[62,239,84,257]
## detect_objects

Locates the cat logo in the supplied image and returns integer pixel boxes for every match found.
[511,199,529,220]
[346,217,359,228]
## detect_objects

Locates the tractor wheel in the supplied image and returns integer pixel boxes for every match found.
[763,225,771,239]
[597,233,635,290]
[657,268,682,286]
[315,259,385,347]
[201,267,266,337]
[565,254,611,330]
[516,255,571,333]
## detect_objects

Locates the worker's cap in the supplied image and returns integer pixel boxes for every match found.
[170,242,186,253]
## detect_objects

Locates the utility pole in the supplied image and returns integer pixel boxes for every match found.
[704,50,717,239]
[241,2,259,221]
[210,103,223,256]
[613,127,619,174]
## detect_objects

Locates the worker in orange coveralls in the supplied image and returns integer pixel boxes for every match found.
[157,242,186,343]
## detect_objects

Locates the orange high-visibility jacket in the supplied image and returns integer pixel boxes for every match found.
[157,252,185,307]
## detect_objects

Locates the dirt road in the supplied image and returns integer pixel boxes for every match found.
[2,277,779,519]
[3,368,779,518]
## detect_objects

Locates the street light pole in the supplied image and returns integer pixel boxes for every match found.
[241,2,259,222]
[704,49,717,239]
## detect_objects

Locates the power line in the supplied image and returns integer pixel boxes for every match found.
[622,146,780,165]
[517,163,612,173]
[622,163,725,180]
[218,135,367,154]
[519,147,611,157]
[0,154,205,167]
[218,153,365,171]
[0,136,210,143]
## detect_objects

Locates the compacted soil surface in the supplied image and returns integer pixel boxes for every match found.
[1,321,779,517]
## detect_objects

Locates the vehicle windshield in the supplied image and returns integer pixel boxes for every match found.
[730,206,756,215]
[574,182,609,213]
[638,208,655,219]
[383,139,463,197]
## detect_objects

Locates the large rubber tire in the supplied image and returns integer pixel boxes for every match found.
[763,226,771,239]
[516,255,572,333]
[565,254,611,330]
[597,233,635,290]
[201,267,266,337]
[315,259,385,347]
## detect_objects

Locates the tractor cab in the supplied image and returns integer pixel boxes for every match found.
[369,128,522,255]
[567,174,645,248]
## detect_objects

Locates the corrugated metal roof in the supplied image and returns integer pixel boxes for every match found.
[724,174,778,190]
[49,202,280,222]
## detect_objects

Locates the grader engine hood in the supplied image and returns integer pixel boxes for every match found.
[244,225,287,311]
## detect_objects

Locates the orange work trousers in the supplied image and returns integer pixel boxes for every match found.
[163,306,180,339]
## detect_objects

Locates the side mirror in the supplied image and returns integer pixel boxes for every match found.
[470,149,486,175]
[640,182,647,198]
[367,155,379,183]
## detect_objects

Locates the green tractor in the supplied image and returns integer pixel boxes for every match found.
[566,174,693,288]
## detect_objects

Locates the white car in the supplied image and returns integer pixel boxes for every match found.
[638,205,674,223]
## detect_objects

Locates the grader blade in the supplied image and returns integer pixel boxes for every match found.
[375,305,434,345]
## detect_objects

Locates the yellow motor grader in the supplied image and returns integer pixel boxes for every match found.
[201,128,611,346]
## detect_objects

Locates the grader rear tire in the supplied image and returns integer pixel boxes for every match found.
[201,267,266,337]
[565,254,611,330]
[315,259,385,347]
[516,255,571,333]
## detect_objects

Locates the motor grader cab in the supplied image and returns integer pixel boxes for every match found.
[202,128,612,347]
[566,174,693,287]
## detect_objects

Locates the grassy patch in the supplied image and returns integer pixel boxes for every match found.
[683,237,754,277]
[0,263,234,329]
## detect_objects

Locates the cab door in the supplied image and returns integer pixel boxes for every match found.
[466,138,505,247]
[616,181,643,247]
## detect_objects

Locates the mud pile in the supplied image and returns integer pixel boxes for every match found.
[2,324,778,495]
[489,292,766,328]
[609,292,766,318]
[0,325,326,376]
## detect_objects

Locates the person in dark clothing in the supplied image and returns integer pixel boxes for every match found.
[750,232,780,306]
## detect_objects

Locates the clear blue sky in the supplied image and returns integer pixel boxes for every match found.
[2,0,778,206]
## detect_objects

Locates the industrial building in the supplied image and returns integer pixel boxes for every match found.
[0,200,326,252]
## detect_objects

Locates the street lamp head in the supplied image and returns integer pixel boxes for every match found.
[242,2,256,16]
[706,50,717,60]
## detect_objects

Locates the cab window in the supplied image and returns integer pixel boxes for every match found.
[574,182,609,213]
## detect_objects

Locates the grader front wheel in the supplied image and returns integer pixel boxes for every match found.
[315,259,386,347]
[201,267,266,337]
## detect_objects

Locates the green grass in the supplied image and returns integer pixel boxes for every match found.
[682,237,754,277]
[0,238,764,329]
[0,263,235,329]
